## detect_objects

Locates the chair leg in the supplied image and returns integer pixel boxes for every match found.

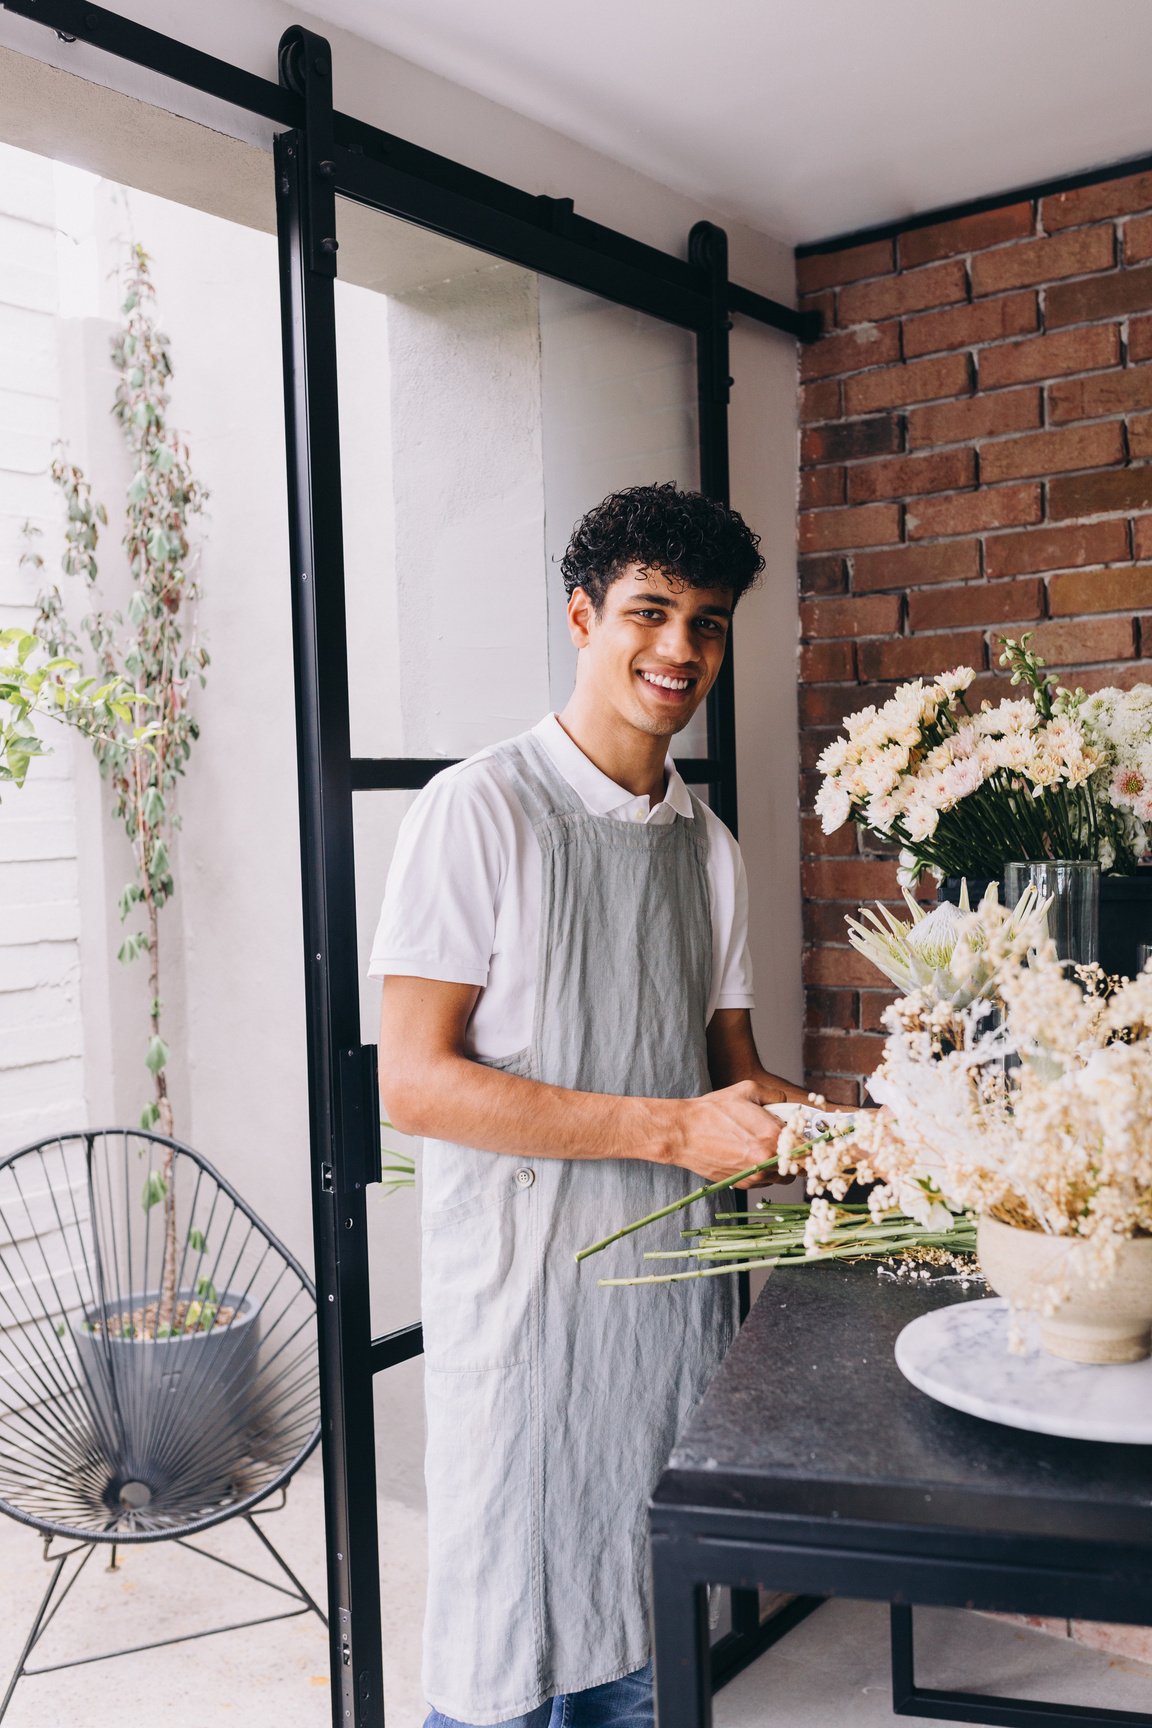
[0,1545,91,1725]
[244,1512,328,1626]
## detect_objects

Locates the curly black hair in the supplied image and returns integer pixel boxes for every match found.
[560,482,765,610]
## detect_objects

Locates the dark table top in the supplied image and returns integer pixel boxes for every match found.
[653,1264,1152,1552]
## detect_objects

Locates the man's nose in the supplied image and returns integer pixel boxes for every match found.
[655,619,697,664]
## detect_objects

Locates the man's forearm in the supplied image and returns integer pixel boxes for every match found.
[383,1050,678,1165]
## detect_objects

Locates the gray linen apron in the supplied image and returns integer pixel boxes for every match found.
[419,730,737,1725]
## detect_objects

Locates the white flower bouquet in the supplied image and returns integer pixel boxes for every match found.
[815,635,1150,885]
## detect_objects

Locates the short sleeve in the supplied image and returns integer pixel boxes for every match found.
[367,763,513,985]
[710,822,755,1012]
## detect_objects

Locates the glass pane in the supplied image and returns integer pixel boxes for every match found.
[336,197,707,763]
[354,790,421,1339]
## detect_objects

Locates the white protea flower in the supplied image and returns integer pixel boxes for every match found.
[845,881,1047,1009]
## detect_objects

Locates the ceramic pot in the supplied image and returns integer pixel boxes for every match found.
[978,1216,1152,1364]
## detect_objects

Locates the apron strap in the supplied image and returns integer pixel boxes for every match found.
[488,732,588,826]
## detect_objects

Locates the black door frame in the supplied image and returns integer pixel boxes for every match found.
[0,8,820,1723]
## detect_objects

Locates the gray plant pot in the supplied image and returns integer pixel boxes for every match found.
[72,1289,260,1513]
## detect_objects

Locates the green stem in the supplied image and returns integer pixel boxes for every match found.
[574,1130,835,1264]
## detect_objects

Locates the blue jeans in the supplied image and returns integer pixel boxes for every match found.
[424,1660,653,1728]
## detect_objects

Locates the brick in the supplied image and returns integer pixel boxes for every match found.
[804,901,875,946]
[796,239,895,295]
[805,987,858,1031]
[803,1030,884,1078]
[1129,413,1152,460]
[860,990,896,1032]
[1125,214,1152,265]
[798,555,848,596]
[970,225,1115,295]
[801,816,859,859]
[845,353,971,415]
[1057,661,1152,694]
[846,442,974,504]
[978,325,1120,388]
[1049,364,1152,423]
[1049,564,1152,614]
[1047,265,1152,328]
[800,466,845,508]
[856,631,987,682]
[800,594,902,639]
[838,259,967,326]
[1024,615,1136,664]
[802,859,906,900]
[1137,517,1152,558]
[907,387,1042,448]
[903,292,1037,360]
[979,421,1124,483]
[800,288,835,328]
[800,683,893,728]
[907,579,1043,632]
[799,376,841,423]
[1043,170,1152,231]
[801,729,836,772]
[800,639,856,682]
[803,1073,863,1107]
[899,203,1034,269]
[798,502,902,553]
[984,519,1129,579]
[1130,316,1152,363]
[799,320,900,382]
[906,483,1042,539]
[803,945,882,987]
[847,447,974,505]
[852,539,981,592]
[801,415,902,465]
[1049,467,1152,518]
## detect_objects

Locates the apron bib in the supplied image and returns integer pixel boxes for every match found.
[419,730,736,1724]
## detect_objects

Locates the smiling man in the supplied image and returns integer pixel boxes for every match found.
[372,483,807,1728]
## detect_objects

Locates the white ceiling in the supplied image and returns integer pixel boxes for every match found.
[306,0,1152,248]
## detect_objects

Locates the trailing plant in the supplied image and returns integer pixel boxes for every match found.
[19,241,208,1335]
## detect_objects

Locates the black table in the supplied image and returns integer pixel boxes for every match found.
[649,1265,1152,1728]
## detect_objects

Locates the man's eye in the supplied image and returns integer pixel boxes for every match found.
[634,609,663,620]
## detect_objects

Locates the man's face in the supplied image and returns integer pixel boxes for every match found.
[567,564,733,741]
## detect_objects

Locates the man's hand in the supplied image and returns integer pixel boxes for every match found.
[671,1081,794,1189]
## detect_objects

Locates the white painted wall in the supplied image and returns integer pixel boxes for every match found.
[0,144,88,1149]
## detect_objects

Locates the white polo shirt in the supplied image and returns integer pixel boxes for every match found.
[368,713,755,1062]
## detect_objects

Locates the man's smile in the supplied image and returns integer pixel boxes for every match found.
[636,669,696,696]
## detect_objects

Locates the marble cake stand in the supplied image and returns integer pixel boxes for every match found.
[895,1296,1152,1443]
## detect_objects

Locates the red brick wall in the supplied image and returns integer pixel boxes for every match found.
[795,170,1152,1105]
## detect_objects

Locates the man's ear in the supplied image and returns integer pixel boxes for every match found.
[567,586,596,649]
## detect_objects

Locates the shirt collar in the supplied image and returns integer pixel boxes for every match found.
[532,714,694,819]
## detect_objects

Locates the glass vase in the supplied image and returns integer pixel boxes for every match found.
[1003,860,1100,967]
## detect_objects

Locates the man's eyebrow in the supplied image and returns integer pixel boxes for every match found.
[628,589,733,619]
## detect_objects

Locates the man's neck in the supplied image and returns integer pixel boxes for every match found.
[555,698,669,804]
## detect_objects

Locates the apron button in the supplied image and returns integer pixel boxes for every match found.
[514,1167,535,1188]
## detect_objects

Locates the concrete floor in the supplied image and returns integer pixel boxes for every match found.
[0,1464,1149,1727]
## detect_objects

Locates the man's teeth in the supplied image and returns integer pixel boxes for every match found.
[639,671,691,691]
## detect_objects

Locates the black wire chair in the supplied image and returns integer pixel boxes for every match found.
[0,1128,324,1718]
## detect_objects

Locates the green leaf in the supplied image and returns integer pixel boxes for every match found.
[141,785,165,826]
[187,1228,208,1254]
[141,1169,167,1211]
[139,1101,161,1130]
[144,1034,169,1074]
[196,1275,218,1304]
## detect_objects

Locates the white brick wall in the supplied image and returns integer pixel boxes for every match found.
[0,143,88,1151]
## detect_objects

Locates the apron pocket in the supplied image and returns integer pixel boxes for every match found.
[423,1361,539,1719]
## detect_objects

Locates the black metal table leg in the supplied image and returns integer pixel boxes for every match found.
[891,1604,1152,1728]
[651,1532,713,1728]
